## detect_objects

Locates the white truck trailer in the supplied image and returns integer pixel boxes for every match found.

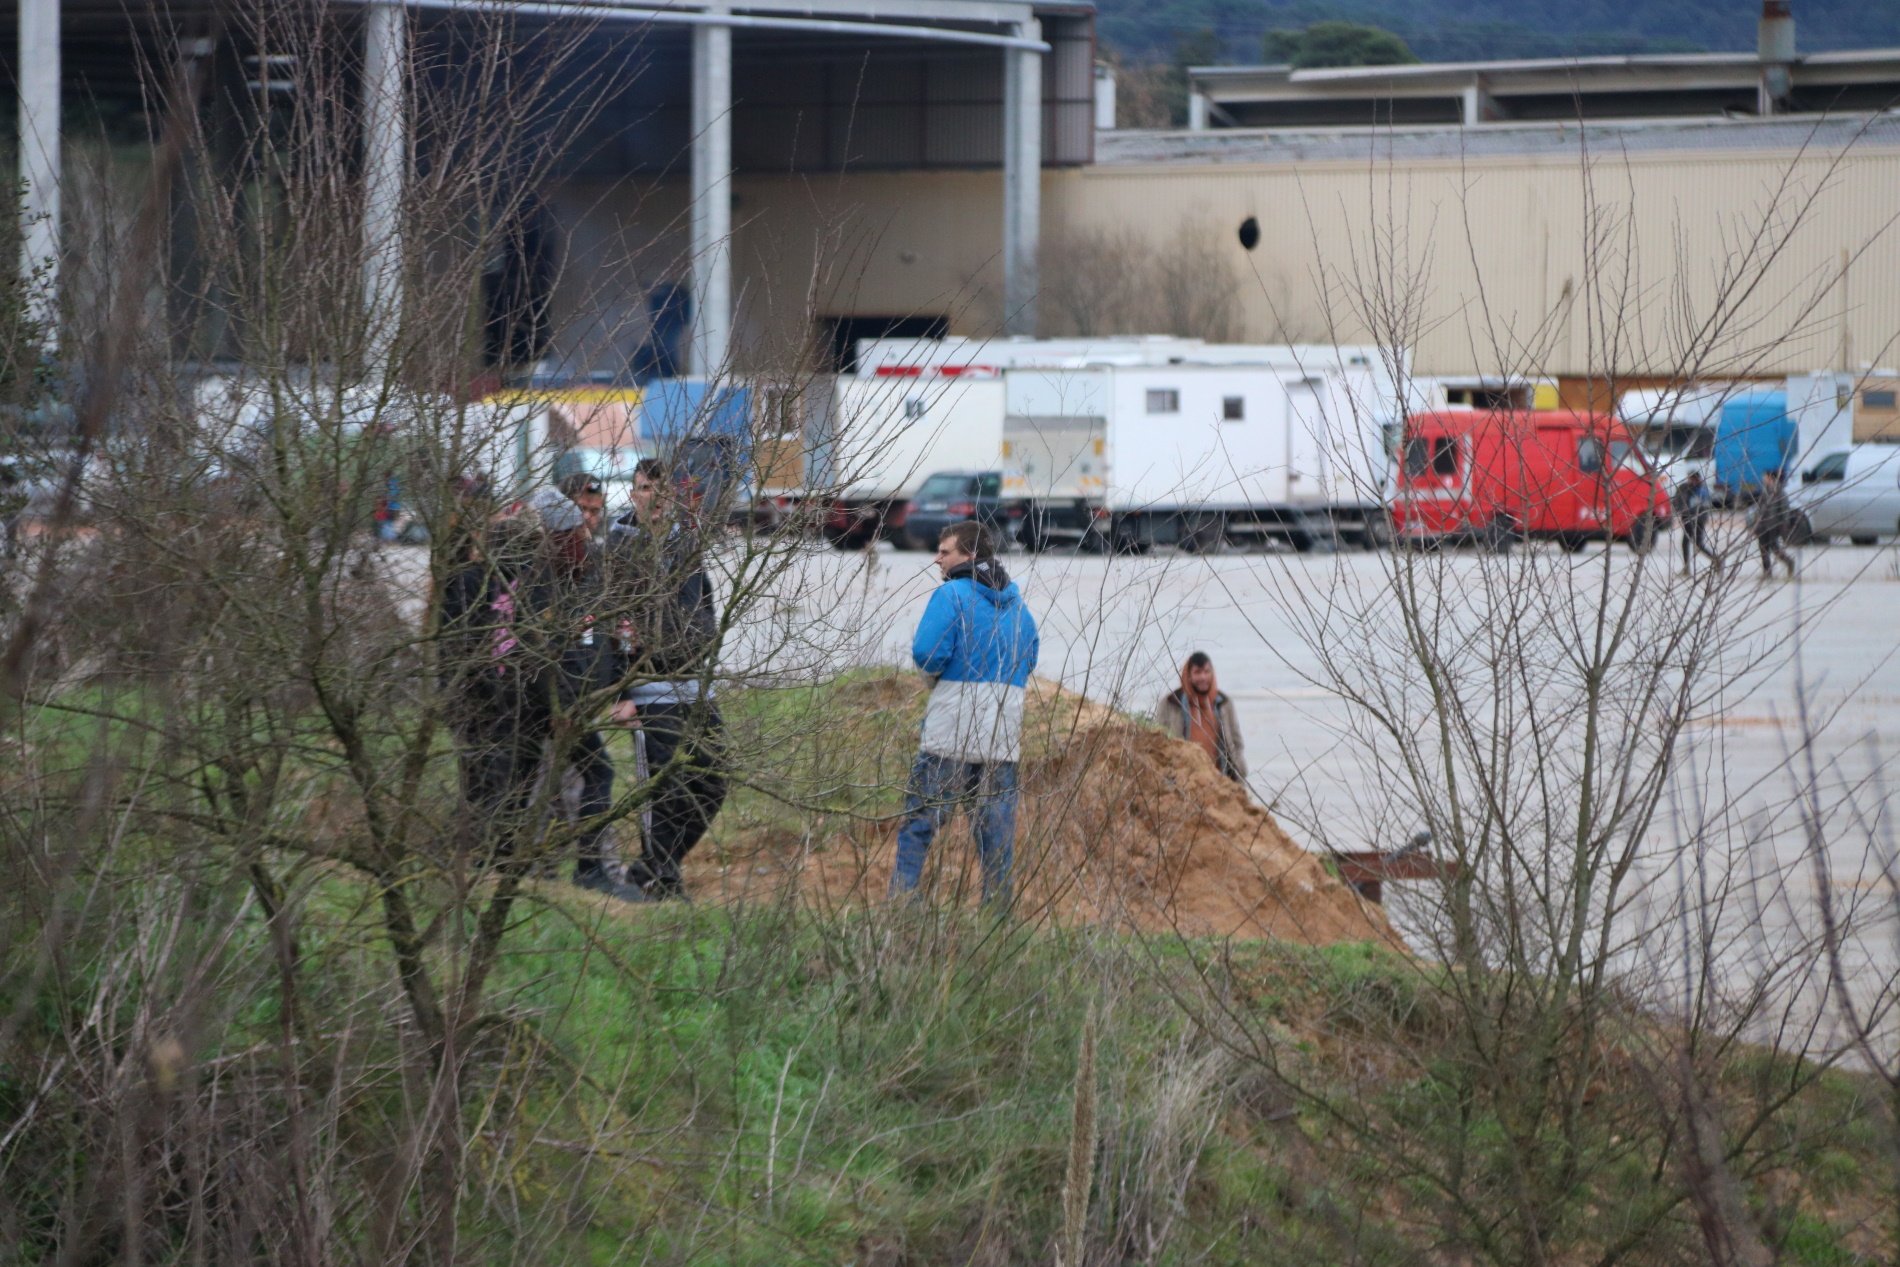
[1004,358,1401,552]
[816,367,1006,547]
[816,336,1405,550]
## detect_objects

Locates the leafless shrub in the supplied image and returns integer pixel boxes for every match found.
[1039,222,1242,340]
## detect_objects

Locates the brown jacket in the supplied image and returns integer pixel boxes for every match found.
[1155,688,1248,781]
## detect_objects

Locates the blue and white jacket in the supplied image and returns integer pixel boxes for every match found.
[913,558,1040,763]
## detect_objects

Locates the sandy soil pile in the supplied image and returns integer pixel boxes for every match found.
[690,680,1395,947]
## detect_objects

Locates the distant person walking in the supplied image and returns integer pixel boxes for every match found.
[1752,469,1797,578]
[891,520,1040,909]
[1156,652,1248,785]
[1672,470,1720,573]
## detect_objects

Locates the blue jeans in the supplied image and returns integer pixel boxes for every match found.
[891,754,1019,906]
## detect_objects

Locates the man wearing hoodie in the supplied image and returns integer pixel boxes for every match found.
[1155,651,1248,785]
[892,520,1040,908]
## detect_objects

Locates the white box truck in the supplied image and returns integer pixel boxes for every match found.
[1002,363,1398,552]
[815,368,1006,547]
[1786,372,1866,481]
[1002,358,1401,551]
[824,336,1406,550]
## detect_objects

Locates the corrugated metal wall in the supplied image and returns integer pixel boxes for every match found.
[728,13,1093,173]
[1053,142,1900,378]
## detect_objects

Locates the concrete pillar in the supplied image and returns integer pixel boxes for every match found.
[1460,81,1498,126]
[1187,91,1209,131]
[1093,61,1116,131]
[362,2,407,376]
[18,0,60,348]
[1002,20,1041,338]
[690,13,733,378]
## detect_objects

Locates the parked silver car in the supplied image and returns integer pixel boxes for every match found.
[1790,445,1900,544]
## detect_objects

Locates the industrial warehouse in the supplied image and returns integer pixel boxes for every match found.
[8,0,1900,390]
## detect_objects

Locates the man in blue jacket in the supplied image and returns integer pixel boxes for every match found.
[893,520,1040,908]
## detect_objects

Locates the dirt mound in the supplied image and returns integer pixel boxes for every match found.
[690,681,1395,947]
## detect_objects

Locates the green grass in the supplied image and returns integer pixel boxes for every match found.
[7,669,1898,1264]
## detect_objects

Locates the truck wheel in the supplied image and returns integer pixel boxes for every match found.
[1851,534,1878,547]
[1788,511,1815,547]
[1179,515,1223,554]
[1017,514,1045,553]
[1362,516,1393,550]
[1628,514,1660,554]
[1112,522,1148,556]
[1557,533,1587,553]
[1481,517,1518,554]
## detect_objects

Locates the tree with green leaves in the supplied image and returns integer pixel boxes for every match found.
[1263,21,1419,68]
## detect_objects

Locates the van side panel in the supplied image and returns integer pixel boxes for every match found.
[1715,391,1795,495]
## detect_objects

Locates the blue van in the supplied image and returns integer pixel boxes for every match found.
[639,379,755,510]
[638,378,752,446]
[1713,390,1795,503]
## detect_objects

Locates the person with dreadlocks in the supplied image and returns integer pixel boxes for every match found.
[1155,651,1248,786]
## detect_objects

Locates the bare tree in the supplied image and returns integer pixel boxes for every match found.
[1039,221,1243,341]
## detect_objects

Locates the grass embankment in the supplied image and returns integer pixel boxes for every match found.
[4,671,1892,1264]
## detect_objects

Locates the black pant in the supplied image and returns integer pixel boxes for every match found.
[457,706,613,875]
[568,728,616,874]
[628,700,727,893]
[457,709,550,863]
[1756,528,1794,574]
[1680,516,1717,566]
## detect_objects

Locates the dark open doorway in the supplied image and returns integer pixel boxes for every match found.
[819,315,948,374]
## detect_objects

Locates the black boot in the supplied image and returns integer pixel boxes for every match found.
[573,864,651,903]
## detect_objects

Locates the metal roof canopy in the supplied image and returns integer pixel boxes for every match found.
[1,0,1094,172]
[1188,48,1900,130]
[9,0,1090,370]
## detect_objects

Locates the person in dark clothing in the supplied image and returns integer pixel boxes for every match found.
[524,487,646,900]
[438,497,645,901]
[1753,469,1797,578]
[603,459,727,901]
[437,514,545,867]
[1672,470,1721,573]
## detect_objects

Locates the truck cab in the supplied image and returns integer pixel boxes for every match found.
[1618,383,1728,483]
[1391,410,1669,551]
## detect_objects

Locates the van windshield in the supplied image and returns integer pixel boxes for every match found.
[1808,452,1849,482]
[1636,424,1714,460]
[917,473,976,498]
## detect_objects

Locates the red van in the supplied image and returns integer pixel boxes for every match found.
[1390,410,1671,551]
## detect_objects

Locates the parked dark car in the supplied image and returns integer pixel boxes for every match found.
[898,469,1025,551]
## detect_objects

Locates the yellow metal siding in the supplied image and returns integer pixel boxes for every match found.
[682,140,1900,380]
[1052,145,1900,378]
